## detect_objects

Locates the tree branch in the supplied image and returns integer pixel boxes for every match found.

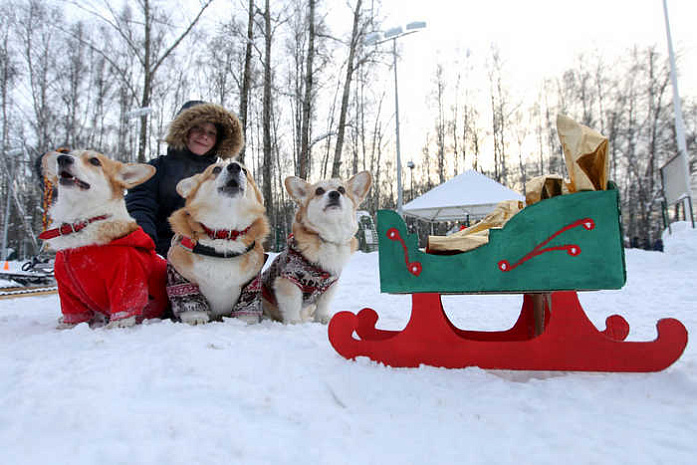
[151,0,214,75]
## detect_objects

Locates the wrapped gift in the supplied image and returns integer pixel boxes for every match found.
[525,174,566,205]
[557,114,609,192]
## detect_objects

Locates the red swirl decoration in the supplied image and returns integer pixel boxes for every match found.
[498,218,594,272]
[386,228,422,276]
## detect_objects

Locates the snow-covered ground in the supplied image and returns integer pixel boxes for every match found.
[1,223,696,465]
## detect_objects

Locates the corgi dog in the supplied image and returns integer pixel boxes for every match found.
[40,149,168,329]
[261,171,372,324]
[166,160,269,325]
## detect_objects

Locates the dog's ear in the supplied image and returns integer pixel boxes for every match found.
[285,176,311,204]
[176,174,201,199]
[117,163,156,189]
[347,171,372,203]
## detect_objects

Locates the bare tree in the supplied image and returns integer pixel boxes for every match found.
[331,0,365,178]
[297,0,316,179]
[513,108,529,193]
[458,96,482,173]
[238,0,256,164]
[57,22,88,148]
[487,45,510,183]
[261,0,274,221]
[204,22,242,107]
[0,2,19,155]
[433,63,446,184]
[71,0,213,161]
[17,0,63,153]
[623,47,671,244]
[450,69,460,176]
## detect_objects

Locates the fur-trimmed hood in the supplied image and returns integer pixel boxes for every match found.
[164,103,243,160]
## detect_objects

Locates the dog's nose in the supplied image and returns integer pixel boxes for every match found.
[228,163,241,174]
[328,190,340,201]
[57,155,73,166]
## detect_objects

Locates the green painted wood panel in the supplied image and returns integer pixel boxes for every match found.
[378,189,626,294]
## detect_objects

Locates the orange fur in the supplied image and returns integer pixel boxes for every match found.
[262,171,371,324]
[41,149,155,248]
[40,149,164,329]
[166,160,269,323]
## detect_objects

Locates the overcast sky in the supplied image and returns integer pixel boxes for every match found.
[329,0,696,166]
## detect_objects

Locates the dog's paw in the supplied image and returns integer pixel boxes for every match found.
[105,316,137,329]
[283,316,303,325]
[235,313,261,325]
[315,312,332,325]
[179,311,210,326]
[88,313,108,329]
[56,317,79,330]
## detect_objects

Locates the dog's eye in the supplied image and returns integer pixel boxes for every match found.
[212,166,222,174]
[337,186,346,195]
[315,187,325,196]
[89,157,101,166]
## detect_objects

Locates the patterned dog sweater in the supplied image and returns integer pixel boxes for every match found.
[261,236,338,306]
[166,263,263,321]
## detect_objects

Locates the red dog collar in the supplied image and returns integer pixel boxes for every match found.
[200,224,251,241]
[38,214,112,240]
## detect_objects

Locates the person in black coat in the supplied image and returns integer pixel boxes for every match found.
[125,101,244,257]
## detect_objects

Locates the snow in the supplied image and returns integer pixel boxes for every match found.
[1,223,697,464]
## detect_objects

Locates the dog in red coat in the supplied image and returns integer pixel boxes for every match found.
[41,149,168,329]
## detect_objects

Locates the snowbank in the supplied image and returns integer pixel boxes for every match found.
[0,229,696,464]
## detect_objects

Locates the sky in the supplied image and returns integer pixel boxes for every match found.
[66,0,697,175]
[333,0,697,168]
[1,221,696,464]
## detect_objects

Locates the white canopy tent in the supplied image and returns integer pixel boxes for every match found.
[402,170,524,222]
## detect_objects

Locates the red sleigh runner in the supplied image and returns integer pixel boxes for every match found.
[328,188,688,372]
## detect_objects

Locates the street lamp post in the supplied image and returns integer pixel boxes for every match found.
[366,21,426,216]
[407,160,415,201]
[662,0,694,226]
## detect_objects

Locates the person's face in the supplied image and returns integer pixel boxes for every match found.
[187,122,218,156]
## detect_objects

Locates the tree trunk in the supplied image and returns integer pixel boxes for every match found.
[435,64,446,184]
[238,0,254,164]
[298,0,315,179]
[262,0,274,225]
[331,0,362,178]
[136,0,152,163]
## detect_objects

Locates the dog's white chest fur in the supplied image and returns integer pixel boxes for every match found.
[315,242,353,275]
[190,254,257,317]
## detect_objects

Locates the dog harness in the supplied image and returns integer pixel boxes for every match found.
[177,235,256,258]
[261,235,338,306]
[166,262,264,321]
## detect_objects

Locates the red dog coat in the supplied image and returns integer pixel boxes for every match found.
[53,227,168,325]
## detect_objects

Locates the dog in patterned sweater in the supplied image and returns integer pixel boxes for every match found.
[166,160,269,325]
[262,171,372,324]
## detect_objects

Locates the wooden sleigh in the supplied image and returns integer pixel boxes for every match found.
[328,188,688,372]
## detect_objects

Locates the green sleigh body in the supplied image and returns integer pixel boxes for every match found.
[378,189,626,294]
[328,188,688,372]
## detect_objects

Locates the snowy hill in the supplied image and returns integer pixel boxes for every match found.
[1,223,696,464]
